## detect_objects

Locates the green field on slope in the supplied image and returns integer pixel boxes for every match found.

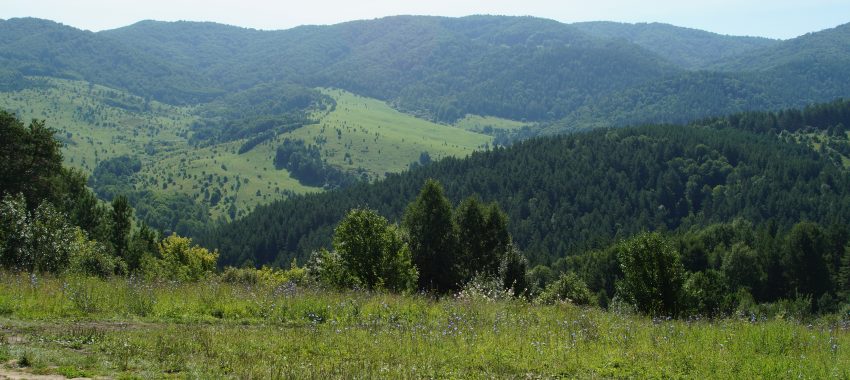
[283,89,493,178]
[0,79,493,221]
[0,77,193,174]
[454,114,531,133]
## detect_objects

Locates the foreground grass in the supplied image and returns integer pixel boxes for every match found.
[0,273,848,379]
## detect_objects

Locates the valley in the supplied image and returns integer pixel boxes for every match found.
[2,11,850,379]
[0,77,495,225]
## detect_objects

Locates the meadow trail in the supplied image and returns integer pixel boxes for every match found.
[0,365,84,380]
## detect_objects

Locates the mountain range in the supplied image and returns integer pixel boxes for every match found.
[2,15,849,129]
[2,15,850,244]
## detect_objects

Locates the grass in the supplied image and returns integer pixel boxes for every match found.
[0,77,193,175]
[0,77,316,219]
[285,89,493,178]
[454,114,531,133]
[0,272,848,379]
[785,130,850,169]
[0,80,494,221]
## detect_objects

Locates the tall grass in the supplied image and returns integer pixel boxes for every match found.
[0,271,848,378]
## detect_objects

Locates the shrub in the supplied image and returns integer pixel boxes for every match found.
[683,269,731,317]
[536,272,594,306]
[616,232,686,316]
[329,208,418,292]
[68,229,117,277]
[500,244,529,298]
[308,248,359,290]
[455,274,512,303]
[220,266,260,285]
[220,261,309,288]
[0,194,76,273]
[142,234,218,282]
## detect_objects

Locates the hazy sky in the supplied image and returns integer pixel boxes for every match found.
[3,0,849,39]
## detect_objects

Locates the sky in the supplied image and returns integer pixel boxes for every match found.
[3,0,849,39]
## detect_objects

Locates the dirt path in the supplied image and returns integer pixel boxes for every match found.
[0,369,66,379]
[0,363,90,380]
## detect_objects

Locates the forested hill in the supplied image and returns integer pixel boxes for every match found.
[572,21,778,69]
[101,16,676,122]
[714,22,850,72]
[2,16,850,129]
[547,22,850,131]
[709,22,850,110]
[203,100,850,268]
[0,18,221,103]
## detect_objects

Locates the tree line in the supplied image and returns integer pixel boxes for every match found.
[306,181,850,317]
[311,179,525,295]
[558,219,850,317]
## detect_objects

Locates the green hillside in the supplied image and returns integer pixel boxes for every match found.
[3,15,848,134]
[0,77,195,173]
[99,17,850,129]
[0,18,221,103]
[99,15,676,122]
[204,100,850,268]
[285,89,492,176]
[573,21,778,69]
[4,15,850,233]
[0,78,491,231]
[715,22,850,72]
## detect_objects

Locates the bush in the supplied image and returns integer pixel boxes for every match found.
[220,266,261,285]
[308,248,359,290]
[536,272,594,306]
[455,274,512,303]
[141,234,218,282]
[0,194,77,273]
[327,208,418,292]
[220,262,309,288]
[683,269,731,317]
[500,244,529,298]
[616,232,686,317]
[68,229,117,277]
[527,265,556,296]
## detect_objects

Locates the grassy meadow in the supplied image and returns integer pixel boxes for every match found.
[0,272,848,379]
[454,114,531,133]
[284,89,493,177]
[0,77,194,175]
[0,80,495,221]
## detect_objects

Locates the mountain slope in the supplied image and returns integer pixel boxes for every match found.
[715,22,850,72]
[711,22,850,105]
[549,22,850,130]
[203,101,850,268]
[573,21,778,69]
[4,16,850,129]
[100,15,678,122]
[0,18,222,103]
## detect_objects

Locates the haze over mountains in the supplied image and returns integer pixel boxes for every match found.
[2,15,850,130]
